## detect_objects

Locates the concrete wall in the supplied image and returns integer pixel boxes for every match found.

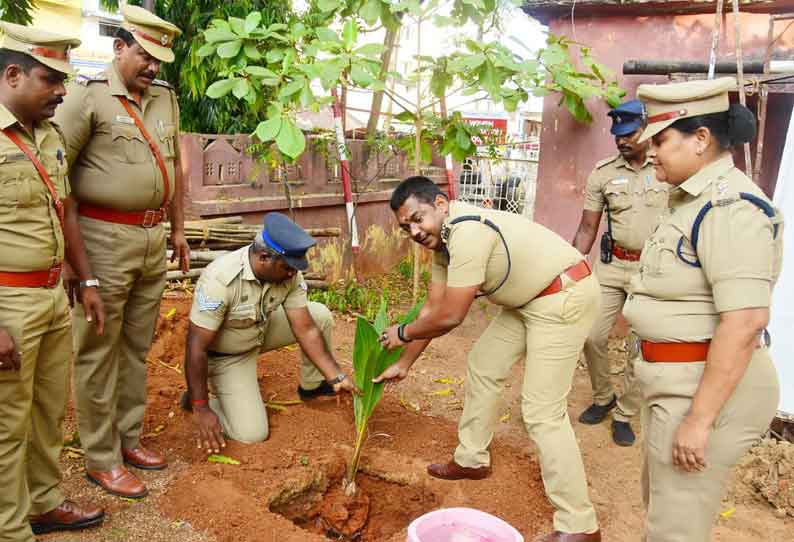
[535,11,794,239]
[179,133,448,282]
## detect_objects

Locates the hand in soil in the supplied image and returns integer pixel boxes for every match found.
[192,406,226,453]
[333,374,362,395]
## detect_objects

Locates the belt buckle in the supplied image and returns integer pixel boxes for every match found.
[142,209,157,228]
[47,264,62,288]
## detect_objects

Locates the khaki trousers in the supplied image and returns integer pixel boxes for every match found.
[454,274,601,534]
[583,258,642,421]
[207,302,331,443]
[637,348,779,542]
[72,217,166,471]
[0,285,70,542]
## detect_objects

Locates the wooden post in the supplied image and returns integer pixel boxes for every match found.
[753,15,775,185]
[440,94,457,200]
[412,18,423,304]
[731,0,753,176]
[366,28,399,140]
[142,0,155,11]
[707,0,725,79]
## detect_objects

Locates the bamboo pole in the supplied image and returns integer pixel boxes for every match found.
[708,0,725,79]
[412,17,423,304]
[753,15,775,185]
[731,0,753,176]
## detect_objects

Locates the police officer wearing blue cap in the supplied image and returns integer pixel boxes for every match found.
[571,99,668,447]
[183,213,359,452]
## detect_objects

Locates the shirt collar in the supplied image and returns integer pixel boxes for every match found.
[0,104,18,130]
[677,154,735,197]
[615,153,653,172]
[240,245,257,281]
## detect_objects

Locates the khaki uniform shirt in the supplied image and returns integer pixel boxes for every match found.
[623,155,784,342]
[0,105,69,272]
[54,62,180,211]
[583,154,668,252]
[431,201,584,308]
[189,246,309,355]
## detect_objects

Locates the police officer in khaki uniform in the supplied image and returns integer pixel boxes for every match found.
[184,213,358,452]
[377,177,602,542]
[53,5,190,498]
[0,23,106,541]
[572,99,668,446]
[623,77,782,542]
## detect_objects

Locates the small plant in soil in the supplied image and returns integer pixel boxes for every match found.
[344,300,422,496]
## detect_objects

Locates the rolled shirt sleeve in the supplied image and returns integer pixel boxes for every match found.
[283,272,309,310]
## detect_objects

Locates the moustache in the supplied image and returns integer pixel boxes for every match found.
[140,72,156,80]
[47,98,64,107]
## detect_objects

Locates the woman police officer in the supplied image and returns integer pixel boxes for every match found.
[622,77,783,541]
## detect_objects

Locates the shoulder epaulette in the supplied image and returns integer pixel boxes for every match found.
[152,78,174,89]
[75,73,108,86]
[594,155,619,169]
[216,262,243,286]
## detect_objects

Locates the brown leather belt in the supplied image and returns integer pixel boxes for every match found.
[536,260,592,299]
[79,203,166,228]
[641,340,711,363]
[612,243,642,262]
[0,263,63,288]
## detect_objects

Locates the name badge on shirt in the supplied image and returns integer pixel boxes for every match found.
[610,178,629,185]
[115,115,135,125]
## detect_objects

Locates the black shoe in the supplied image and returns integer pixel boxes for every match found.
[611,420,636,447]
[578,395,617,425]
[297,381,337,400]
[179,391,191,412]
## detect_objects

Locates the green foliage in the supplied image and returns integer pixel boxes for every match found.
[308,281,385,321]
[347,299,422,486]
[0,0,34,25]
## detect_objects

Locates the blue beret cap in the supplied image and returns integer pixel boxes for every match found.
[607,99,646,136]
[259,212,316,271]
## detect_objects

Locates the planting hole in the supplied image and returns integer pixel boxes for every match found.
[270,473,440,541]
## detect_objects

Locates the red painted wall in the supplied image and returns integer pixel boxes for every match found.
[535,12,794,239]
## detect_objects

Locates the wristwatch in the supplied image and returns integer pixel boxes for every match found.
[326,372,347,386]
[79,279,100,288]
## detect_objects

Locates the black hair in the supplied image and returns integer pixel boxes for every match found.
[0,49,40,74]
[115,27,136,46]
[390,176,447,211]
[669,103,756,149]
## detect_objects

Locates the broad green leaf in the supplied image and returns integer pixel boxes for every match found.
[300,83,314,108]
[355,43,385,57]
[279,78,305,99]
[318,0,343,12]
[351,64,375,87]
[275,119,305,160]
[316,28,340,44]
[205,78,237,98]
[456,128,473,150]
[204,27,237,44]
[342,19,358,51]
[255,116,282,142]
[245,65,278,78]
[374,300,389,335]
[229,17,246,36]
[394,111,416,123]
[266,49,284,64]
[196,43,216,58]
[244,12,262,35]
[217,40,242,59]
[360,0,382,25]
[244,43,262,60]
[232,78,251,99]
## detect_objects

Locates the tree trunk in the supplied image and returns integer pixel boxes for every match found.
[142,0,155,11]
[365,28,398,140]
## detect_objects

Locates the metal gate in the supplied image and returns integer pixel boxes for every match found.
[455,143,539,220]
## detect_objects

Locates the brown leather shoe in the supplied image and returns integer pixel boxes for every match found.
[534,530,601,542]
[29,499,105,535]
[87,465,148,499]
[427,460,491,480]
[123,445,167,470]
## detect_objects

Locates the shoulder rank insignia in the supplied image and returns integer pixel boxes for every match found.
[75,73,108,86]
[298,281,308,291]
[196,288,224,312]
[152,78,173,89]
[594,155,619,169]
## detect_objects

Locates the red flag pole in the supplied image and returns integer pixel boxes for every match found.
[331,86,360,253]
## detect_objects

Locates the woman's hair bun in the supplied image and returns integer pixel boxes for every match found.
[727,103,757,145]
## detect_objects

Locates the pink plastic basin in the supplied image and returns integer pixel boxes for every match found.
[407,507,524,542]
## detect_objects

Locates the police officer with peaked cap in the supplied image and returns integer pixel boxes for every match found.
[184,213,359,453]
[53,4,190,499]
[623,77,782,541]
[0,22,106,541]
[571,99,668,447]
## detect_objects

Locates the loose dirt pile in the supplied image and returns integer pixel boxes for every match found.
[731,438,794,518]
